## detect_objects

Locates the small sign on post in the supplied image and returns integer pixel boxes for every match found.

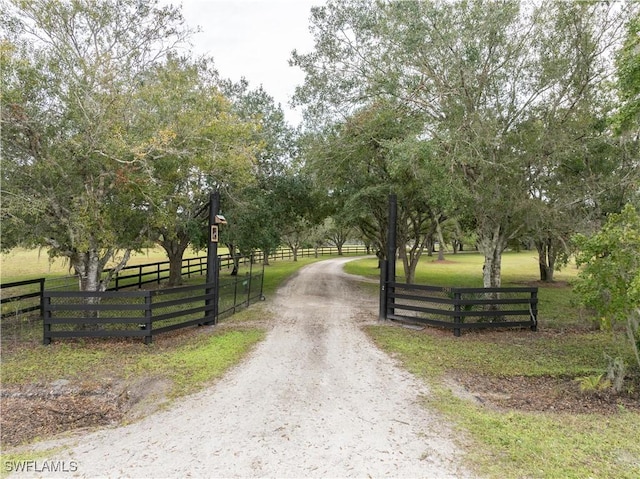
[211,225,219,243]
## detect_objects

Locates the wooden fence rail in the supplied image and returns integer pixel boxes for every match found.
[0,278,45,319]
[43,266,264,344]
[387,282,538,336]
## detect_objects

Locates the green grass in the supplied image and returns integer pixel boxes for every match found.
[345,250,580,284]
[261,256,330,296]
[433,390,640,479]
[367,326,633,379]
[352,250,639,479]
[123,328,265,398]
[1,324,265,396]
[366,324,640,478]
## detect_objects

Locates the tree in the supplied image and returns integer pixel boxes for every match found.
[132,56,257,285]
[218,80,299,266]
[614,11,640,136]
[293,0,632,288]
[573,204,640,384]
[221,80,297,177]
[1,0,192,292]
[324,216,353,255]
[273,172,320,262]
[221,182,280,269]
[304,101,453,282]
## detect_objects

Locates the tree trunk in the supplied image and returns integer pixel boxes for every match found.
[161,240,189,287]
[232,253,240,276]
[479,226,507,288]
[71,247,110,330]
[535,238,556,282]
[426,236,434,257]
[75,249,103,293]
[436,219,446,261]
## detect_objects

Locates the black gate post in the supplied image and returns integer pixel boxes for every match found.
[380,194,397,320]
[379,260,388,321]
[204,191,220,325]
[386,194,397,318]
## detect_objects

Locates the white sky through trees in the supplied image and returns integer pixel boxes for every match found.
[165,0,325,126]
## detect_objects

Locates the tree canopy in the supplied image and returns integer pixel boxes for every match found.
[0,0,260,290]
[293,0,637,287]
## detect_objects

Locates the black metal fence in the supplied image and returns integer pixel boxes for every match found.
[386,281,538,336]
[0,278,45,319]
[254,245,369,261]
[109,256,209,291]
[42,264,264,344]
[0,245,368,318]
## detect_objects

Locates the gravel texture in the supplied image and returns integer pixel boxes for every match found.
[8,257,474,479]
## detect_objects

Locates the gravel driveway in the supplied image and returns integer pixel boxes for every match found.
[11,257,474,478]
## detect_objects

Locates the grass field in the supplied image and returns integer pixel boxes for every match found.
[0,246,215,283]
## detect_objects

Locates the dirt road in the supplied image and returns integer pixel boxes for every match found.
[11,258,474,478]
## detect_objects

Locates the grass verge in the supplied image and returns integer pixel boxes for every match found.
[366,324,640,478]
[356,251,640,478]
[1,255,319,456]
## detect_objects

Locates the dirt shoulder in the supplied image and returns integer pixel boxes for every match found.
[4,257,474,478]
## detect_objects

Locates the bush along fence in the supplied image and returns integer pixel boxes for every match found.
[42,259,265,345]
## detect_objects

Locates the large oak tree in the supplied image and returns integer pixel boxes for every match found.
[292,0,633,287]
[1,0,192,291]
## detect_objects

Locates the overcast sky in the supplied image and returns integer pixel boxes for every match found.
[169,0,325,126]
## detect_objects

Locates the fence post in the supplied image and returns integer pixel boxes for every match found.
[232,273,239,314]
[247,256,253,305]
[258,261,265,300]
[530,290,538,331]
[38,278,45,316]
[453,290,462,337]
[42,293,52,345]
[386,194,397,317]
[144,293,153,344]
[379,260,388,321]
